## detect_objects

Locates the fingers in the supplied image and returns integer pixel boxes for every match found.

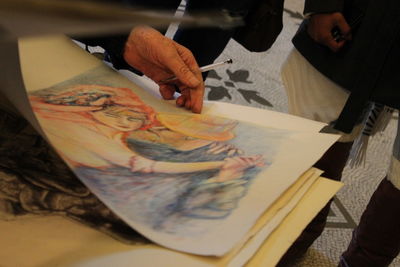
[252,155,266,167]
[308,12,351,52]
[208,143,231,154]
[336,15,352,40]
[223,157,244,168]
[122,26,204,113]
[240,155,258,165]
[242,155,265,167]
[173,42,204,113]
[324,38,345,52]
[224,155,265,169]
[189,81,204,114]
[175,87,189,107]
[159,85,176,100]
[177,83,203,113]
[161,42,200,89]
[176,86,202,113]
[176,95,185,107]
[207,143,243,156]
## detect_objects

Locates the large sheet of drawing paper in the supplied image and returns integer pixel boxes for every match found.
[10,35,339,256]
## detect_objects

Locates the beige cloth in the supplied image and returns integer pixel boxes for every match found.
[281,48,363,143]
[281,48,400,190]
[388,119,400,189]
[388,157,400,190]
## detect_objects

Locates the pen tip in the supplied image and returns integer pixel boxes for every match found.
[227,59,233,64]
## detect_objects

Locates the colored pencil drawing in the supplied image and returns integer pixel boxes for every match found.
[28,82,286,237]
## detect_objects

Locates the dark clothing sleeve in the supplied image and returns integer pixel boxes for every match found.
[294,0,400,133]
[76,34,142,74]
[233,0,284,52]
[303,0,344,14]
[75,0,179,73]
[77,0,286,73]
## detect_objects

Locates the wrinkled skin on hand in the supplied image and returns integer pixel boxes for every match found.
[123,26,204,113]
[307,12,352,52]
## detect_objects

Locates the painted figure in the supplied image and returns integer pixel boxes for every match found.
[29,84,266,232]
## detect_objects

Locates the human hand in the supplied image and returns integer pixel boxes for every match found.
[216,155,265,182]
[123,26,204,113]
[307,12,351,52]
[207,142,243,156]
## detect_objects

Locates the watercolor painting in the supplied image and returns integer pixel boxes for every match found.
[28,81,283,236]
[20,62,335,256]
[22,74,331,257]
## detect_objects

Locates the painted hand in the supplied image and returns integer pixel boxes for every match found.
[307,12,351,52]
[216,155,265,182]
[123,26,204,113]
[207,142,244,156]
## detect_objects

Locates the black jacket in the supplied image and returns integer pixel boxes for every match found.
[293,0,400,132]
[78,0,285,71]
[233,0,284,52]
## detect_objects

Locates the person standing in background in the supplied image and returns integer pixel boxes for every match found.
[278,0,400,266]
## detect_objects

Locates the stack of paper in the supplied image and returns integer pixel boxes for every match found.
[0,35,342,266]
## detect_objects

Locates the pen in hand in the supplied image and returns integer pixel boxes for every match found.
[160,58,233,84]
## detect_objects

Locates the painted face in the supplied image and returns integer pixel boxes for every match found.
[46,91,112,106]
[92,106,148,131]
